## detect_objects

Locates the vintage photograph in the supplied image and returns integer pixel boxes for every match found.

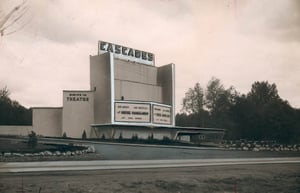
[1,0,300,192]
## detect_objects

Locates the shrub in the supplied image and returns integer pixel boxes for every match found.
[131,134,138,141]
[28,131,38,148]
[148,133,154,140]
[62,132,67,138]
[82,130,87,139]
[119,133,123,140]
[162,136,171,143]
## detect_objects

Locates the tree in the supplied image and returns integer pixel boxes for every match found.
[204,78,238,129]
[177,79,300,143]
[205,77,226,112]
[0,86,32,125]
[176,111,210,127]
[0,0,29,37]
[245,81,281,140]
[230,81,300,143]
[118,132,123,140]
[62,132,67,138]
[181,82,205,114]
[247,81,279,106]
[180,82,208,127]
[82,130,87,139]
[206,77,222,110]
[148,133,154,140]
[179,79,237,128]
[0,86,10,98]
[28,131,37,148]
[131,134,138,141]
[229,94,256,139]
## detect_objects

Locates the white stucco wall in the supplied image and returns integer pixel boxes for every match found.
[114,80,163,102]
[0,125,32,136]
[32,107,62,137]
[91,126,174,140]
[114,59,163,103]
[90,53,112,124]
[62,91,94,138]
[114,59,157,85]
[30,47,175,138]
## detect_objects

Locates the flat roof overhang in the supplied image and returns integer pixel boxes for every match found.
[90,124,225,133]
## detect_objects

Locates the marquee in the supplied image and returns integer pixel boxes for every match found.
[98,41,155,65]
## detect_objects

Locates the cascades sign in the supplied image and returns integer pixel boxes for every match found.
[98,41,155,65]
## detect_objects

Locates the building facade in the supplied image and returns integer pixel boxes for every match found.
[90,52,175,127]
[31,41,224,143]
[32,41,176,139]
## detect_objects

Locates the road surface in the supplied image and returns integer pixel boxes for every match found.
[1,157,300,173]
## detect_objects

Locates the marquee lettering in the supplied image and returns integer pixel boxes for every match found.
[99,41,154,63]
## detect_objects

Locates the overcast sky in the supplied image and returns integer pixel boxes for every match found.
[1,0,300,112]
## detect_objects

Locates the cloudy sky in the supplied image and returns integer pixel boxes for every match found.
[1,0,300,112]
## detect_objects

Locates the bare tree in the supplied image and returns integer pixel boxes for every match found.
[0,86,10,98]
[0,0,28,37]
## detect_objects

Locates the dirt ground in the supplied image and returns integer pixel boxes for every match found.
[0,163,299,193]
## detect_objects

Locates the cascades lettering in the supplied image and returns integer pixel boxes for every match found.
[99,41,154,65]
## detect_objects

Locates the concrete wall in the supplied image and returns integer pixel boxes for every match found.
[29,48,176,137]
[90,53,112,124]
[0,125,32,136]
[90,53,174,128]
[91,126,173,140]
[32,108,62,137]
[91,126,225,144]
[157,64,174,105]
[114,80,162,102]
[114,59,163,103]
[62,91,94,138]
[157,64,175,125]
[114,59,157,85]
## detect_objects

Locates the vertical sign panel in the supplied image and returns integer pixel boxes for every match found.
[152,105,172,125]
[115,102,151,123]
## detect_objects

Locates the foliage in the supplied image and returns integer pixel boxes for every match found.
[247,81,279,106]
[28,131,38,148]
[148,133,154,140]
[181,82,204,114]
[118,132,123,140]
[131,134,138,141]
[82,130,87,139]
[177,79,300,143]
[205,77,225,111]
[62,132,67,138]
[0,86,10,97]
[162,136,171,142]
[0,87,32,125]
[231,81,299,143]
[179,78,237,128]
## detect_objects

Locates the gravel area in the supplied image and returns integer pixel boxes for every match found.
[1,163,299,193]
[0,153,104,162]
[0,138,102,162]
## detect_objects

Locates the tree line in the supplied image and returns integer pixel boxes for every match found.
[1,82,299,143]
[0,87,32,125]
[176,78,300,143]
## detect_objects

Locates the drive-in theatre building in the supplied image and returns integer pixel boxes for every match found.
[32,41,224,143]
